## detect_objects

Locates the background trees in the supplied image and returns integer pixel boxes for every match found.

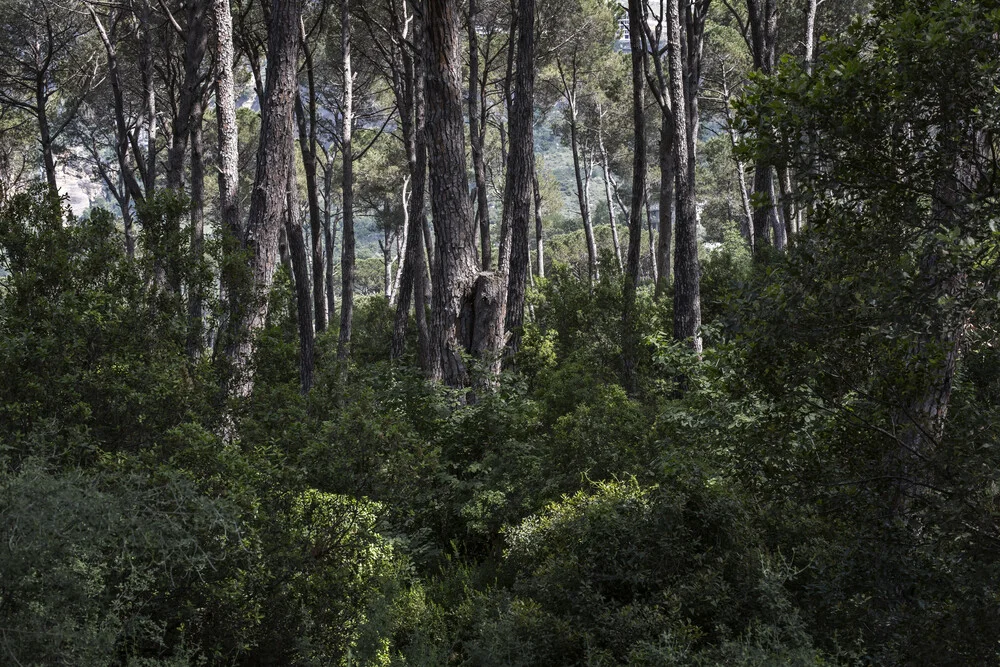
[3,0,1000,663]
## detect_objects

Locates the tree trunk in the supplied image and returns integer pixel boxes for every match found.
[186,96,206,359]
[295,67,328,332]
[286,165,315,393]
[654,113,674,298]
[214,0,241,242]
[425,0,479,386]
[222,0,301,400]
[622,0,647,394]
[337,0,356,361]
[569,100,598,285]
[502,0,536,359]
[804,0,818,75]
[166,1,208,191]
[34,74,57,193]
[322,152,338,321]
[533,168,545,278]
[598,119,624,273]
[645,189,657,284]
[668,0,701,353]
[468,0,492,270]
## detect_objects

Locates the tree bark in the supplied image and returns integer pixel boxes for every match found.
[622,0,648,394]
[567,92,598,285]
[214,0,241,242]
[533,168,545,278]
[502,0,536,359]
[654,113,674,298]
[222,0,301,400]
[668,0,701,353]
[286,164,315,392]
[337,0,356,361]
[425,0,479,386]
[598,117,624,273]
[469,0,492,270]
[187,96,206,359]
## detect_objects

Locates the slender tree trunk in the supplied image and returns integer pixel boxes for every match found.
[296,39,327,332]
[598,120,624,272]
[187,97,206,358]
[622,0,647,394]
[569,102,598,284]
[468,0,492,270]
[34,77,57,193]
[222,0,301,400]
[502,0,536,359]
[654,113,674,298]
[533,168,544,278]
[286,165,315,392]
[166,1,208,191]
[645,189,658,284]
[337,0,356,361]
[392,12,430,366]
[425,0,479,386]
[804,0,818,75]
[214,0,241,242]
[668,0,701,353]
[138,1,157,194]
[322,153,338,320]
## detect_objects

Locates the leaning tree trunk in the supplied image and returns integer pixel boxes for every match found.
[222,0,301,400]
[598,117,624,273]
[622,0,648,394]
[337,0,356,361]
[569,100,599,285]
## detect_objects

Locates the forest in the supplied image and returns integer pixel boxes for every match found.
[1,0,999,663]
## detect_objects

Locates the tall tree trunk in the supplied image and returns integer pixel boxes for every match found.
[804,0,818,75]
[645,189,658,284]
[34,75,57,193]
[166,1,208,191]
[747,0,783,253]
[654,113,674,298]
[598,119,624,273]
[296,37,327,332]
[392,9,430,366]
[669,0,701,353]
[568,99,598,285]
[138,1,157,194]
[286,165,315,392]
[187,96,206,359]
[502,0,536,359]
[214,0,241,242]
[468,0,492,270]
[222,0,301,400]
[425,0,479,386]
[337,0,356,361]
[622,0,647,394]
[533,168,545,278]
[322,151,338,321]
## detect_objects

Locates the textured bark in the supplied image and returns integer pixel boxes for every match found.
[668,0,701,353]
[502,0,536,359]
[645,189,658,285]
[533,168,545,278]
[222,0,301,399]
[337,0,356,361]
[622,0,647,394]
[468,0,492,270]
[213,0,241,242]
[747,0,783,253]
[654,113,674,298]
[425,0,479,386]
[286,165,315,393]
[804,0,818,75]
[137,1,157,194]
[186,97,206,359]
